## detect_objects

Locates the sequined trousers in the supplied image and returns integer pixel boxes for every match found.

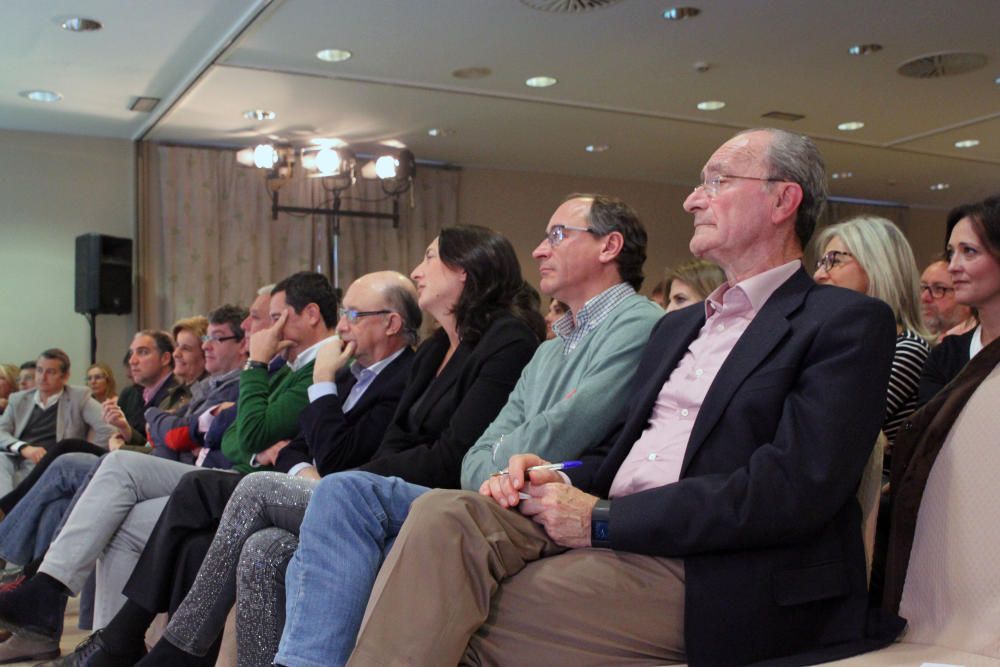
[161,472,316,664]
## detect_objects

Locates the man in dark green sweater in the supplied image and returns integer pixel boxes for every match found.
[222,272,340,473]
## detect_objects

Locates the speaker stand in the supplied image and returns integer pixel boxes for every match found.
[84,311,98,365]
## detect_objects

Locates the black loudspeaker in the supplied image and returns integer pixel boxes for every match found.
[75,233,133,315]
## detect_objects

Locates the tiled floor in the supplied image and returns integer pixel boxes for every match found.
[3,596,90,667]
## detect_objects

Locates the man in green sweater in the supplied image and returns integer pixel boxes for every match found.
[221,272,339,472]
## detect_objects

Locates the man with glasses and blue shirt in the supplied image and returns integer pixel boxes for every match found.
[347,129,901,666]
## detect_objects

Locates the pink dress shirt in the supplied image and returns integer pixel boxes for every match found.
[609,260,802,498]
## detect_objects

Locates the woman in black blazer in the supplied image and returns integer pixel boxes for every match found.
[126,226,544,667]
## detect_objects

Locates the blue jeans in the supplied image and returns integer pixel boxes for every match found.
[275,471,429,667]
[0,452,98,564]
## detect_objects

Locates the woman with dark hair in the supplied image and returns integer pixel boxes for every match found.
[919,196,1000,403]
[122,226,541,667]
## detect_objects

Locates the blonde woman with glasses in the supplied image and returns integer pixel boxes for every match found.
[814,216,931,447]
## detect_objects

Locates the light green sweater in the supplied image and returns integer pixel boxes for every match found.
[461,293,663,489]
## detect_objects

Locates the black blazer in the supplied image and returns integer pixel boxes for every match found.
[360,314,538,489]
[568,269,897,666]
[917,328,974,405]
[275,347,415,475]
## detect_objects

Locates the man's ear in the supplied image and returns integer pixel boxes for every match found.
[772,182,804,226]
[597,231,625,265]
[384,312,404,337]
[303,303,323,326]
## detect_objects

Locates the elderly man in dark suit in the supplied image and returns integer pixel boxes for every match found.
[347,129,899,667]
[0,348,113,497]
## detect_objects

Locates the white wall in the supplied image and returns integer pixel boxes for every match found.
[0,129,135,385]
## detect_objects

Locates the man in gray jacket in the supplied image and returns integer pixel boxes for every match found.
[0,349,113,496]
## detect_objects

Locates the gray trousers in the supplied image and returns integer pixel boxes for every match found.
[38,450,199,627]
[0,454,34,499]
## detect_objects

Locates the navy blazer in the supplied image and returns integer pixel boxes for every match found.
[275,347,415,475]
[569,269,897,666]
[360,314,539,490]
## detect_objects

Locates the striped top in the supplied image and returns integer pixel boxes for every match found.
[884,329,931,448]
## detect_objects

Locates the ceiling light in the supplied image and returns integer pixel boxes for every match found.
[697,100,726,111]
[831,172,854,180]
[61,17,102,32]
[585,144,609,153]
[452,67,492,79]
[954,139,980,148]
[525,76,557,88]
[252,144,279,169]
[316,49,352,63]
[311,137,347,148]
[370,150,415,181]
[20,90,62,103]
[379,139,407,149]
[427,128,454,137]
[243,109,276,121]
[662,7,701,20]
[929,183,950,191]
[837,121,865,131]
[848,44,882,56]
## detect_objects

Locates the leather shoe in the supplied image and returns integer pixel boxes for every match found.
[0,631,59,664]
[33,630,146,667]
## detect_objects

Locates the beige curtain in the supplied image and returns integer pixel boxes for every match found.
[137,143,459,329]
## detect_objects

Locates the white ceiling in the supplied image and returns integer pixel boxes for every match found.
[4,0,1000,208]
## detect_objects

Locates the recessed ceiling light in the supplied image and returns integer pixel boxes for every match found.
[452,67,492,79]
[525,76,557,88]
[20,90,62,103]
[697,100,726,111]
[316,49,352,63]
[930,183,950,191]
[848,43,882,56]
[427,128,454,137]
[61,17,102,32]
[831,172,854,180]
[662,7,701,20]
[837,121,865,131]
[954,139,980,149]
[585,144,610,153]
[380,139,407,149]
[243,109,276,121]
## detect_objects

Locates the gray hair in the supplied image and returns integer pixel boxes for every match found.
[814,216,928,337]
[383,283,422,346]
[736,128,828,249]
[257,283,276,296]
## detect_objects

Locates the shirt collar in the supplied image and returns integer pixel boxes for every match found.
[352,345,407,380]
[291,337,330,372]
[704,260,801,318]
[142,372,173,405]
[553,282,636,340]
[35,390,63,410]
[208,367,242,389]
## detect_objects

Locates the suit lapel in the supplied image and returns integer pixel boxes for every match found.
[13,392,35,439]
[680,269,811,476]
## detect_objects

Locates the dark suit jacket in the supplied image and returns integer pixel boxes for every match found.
[568,269,897,666]
[360,314,538,489]
[274,347,415,475]
[916,328,974,405]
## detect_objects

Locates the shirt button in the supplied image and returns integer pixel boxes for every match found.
[716,324,725,332]
[695,369,704,377]
[680,408,689,417]
[647,453,657,461]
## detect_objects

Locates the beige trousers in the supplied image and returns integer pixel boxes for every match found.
[349,489,687,667]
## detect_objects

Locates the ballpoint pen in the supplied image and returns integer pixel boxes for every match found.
[491,460,582,476]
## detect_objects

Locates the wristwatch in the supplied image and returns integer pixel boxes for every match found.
[243,360,268,372]
[590,499,611,549]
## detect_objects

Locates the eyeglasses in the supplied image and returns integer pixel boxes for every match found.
[544,224,598,247]
[920,283,955,299]
[693,174,785,199]
[86,374,107,382]
[815,250,854,273]
[201,334,241,344]
[339,308,391,323]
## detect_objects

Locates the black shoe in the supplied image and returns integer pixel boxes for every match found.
[0,575,66,640]
[134,639,213,667]
[32,629,146,667]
